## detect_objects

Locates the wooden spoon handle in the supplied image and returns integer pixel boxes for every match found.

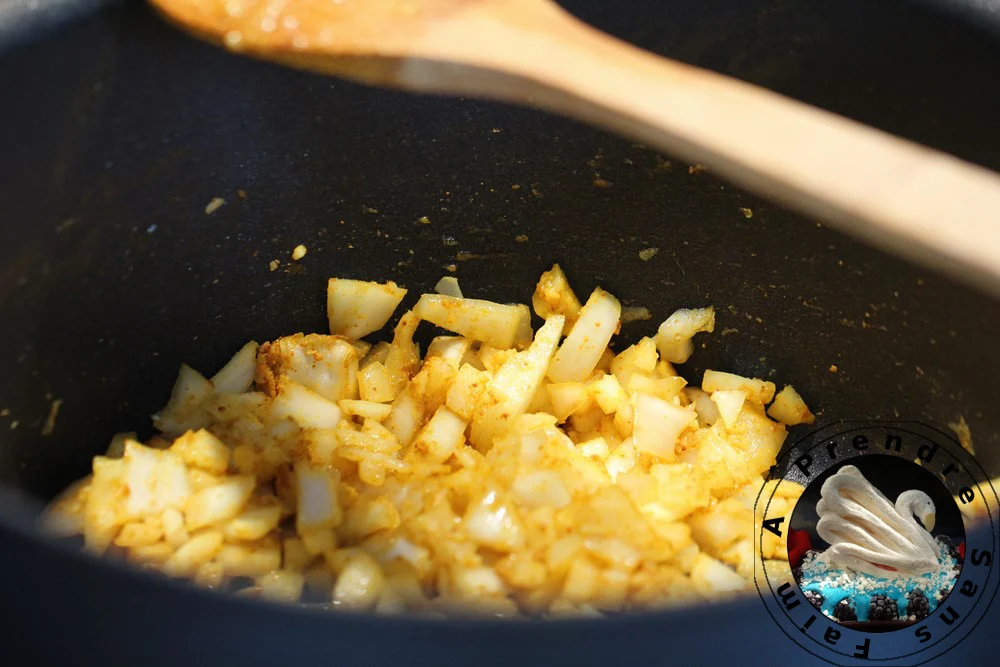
[401,3,1000,294]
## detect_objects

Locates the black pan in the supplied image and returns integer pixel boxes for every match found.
[2,0,1000,665]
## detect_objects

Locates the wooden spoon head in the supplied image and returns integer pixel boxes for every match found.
[147,0,517,83]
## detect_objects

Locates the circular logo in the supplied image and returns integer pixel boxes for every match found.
[755,422,999,665]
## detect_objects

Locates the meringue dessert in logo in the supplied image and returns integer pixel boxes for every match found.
[796,465,961,624]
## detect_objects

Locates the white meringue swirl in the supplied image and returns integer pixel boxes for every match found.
[814,465,940,577]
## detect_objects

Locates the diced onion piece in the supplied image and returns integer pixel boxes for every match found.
[532,264,582,329]
[123,441,191,518]
[434,276,463,298]
[358,362,400,403]
[162,507,189,547]
[360,341,390,369]
[216,538,282,577]
[106,432,135,459]
[445,364,489,421]
[613,401,634,438]
[153,364,214,434]
[295,462,343,532]
[184,475,256,530]
[256,335,359,402]
[627,374,686,402]
[383,386,424,448]
[513,304,533,348]
[304,428,339,467]
[114,520,163,548]
[258,570,306,603]
[688,501,746,551]
[425,336,472,370]
[526,381,554,414]
[767,385,816,425]
[702,370,776,404]
[470,315,564,450]
[82,458,128,554]
[161,530,224,578]
[546,382,591,422]
[407,356,456,413]
[413,294,527,350]
[332,550,385,610]
[211,341,259,394]
[282,536,316,571]
[655,307,715,364]
[690,553,748,594]
[464,490,525,552]
[478,345,516,373]
[547,288,621,383]
[327,278,407,339]
[380,536,426,565]
[272,380,342,429]
[338,399,393,421]
[646,463,713,520]
[300,527,337,555]
[203,392,266,425]
[632,394,696,461]
[512,471,571,508]
[712,390,746,429]
[590,374,628,414]
[350,339,372,359]
[578,434,610,459]
[610,337,658,388]
[452,566,507,598]
[169,429,231,474]
[223,503,283,541]
[128,542,174,565]
[684,387,719,426]
[412,406,467,463]
[562,558,600,602]
[42,476,91,537]
[339,496,400,541]
[384,311,421,381]
[187,468,224,492]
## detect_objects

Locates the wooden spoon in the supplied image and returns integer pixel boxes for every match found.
[151,0,1000,295]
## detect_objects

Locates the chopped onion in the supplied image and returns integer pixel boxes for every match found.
[702,370,775,404]
[712,390,746,429]
[413,294,527,350]
[434,276,463,298]
[327,278,407,340]
[211,341,259,394]
[767,385,815,425]
[547,288,621,383]
[632,394,696,461]
[656,308,715,364]
[470,315,564,450]
[272,380,342,430]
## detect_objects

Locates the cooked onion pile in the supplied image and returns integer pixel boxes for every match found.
[44,265,810,617]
